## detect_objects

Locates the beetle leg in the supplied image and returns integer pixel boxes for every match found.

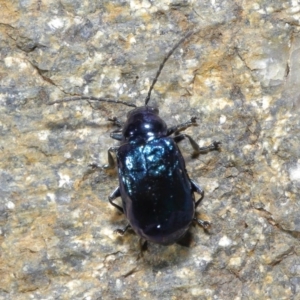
[191,180,211,229]
[110,132,123,141]
[107,117,124,140]
[196,140,221,153]
[102,146,119,169]
[174,134,221,157]
[114,223,131,235]
[193,217,210,229]
[108,116,123,128]
[166,117,197,136]
[191,179,204,208]
[137,239,148,259]
[89,146,118,170]
[109,186,124,213]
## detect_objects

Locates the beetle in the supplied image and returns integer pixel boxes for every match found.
[50,31,220,246]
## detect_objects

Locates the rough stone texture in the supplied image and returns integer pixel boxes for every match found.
[0,0,300,299]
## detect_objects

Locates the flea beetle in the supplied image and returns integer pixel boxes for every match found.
[50,31,220,246]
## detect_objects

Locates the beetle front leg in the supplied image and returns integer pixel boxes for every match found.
[166,117,197,136]
[174,134,221,157]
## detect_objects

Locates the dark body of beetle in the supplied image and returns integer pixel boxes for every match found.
[118,107,195,245]
[106,105,220,245]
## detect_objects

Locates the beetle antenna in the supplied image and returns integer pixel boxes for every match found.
[48,96,137,108]
[144,30,194,106]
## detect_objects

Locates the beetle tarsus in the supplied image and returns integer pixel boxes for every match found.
[198,141,222,153]
[110,132,123,141]
[108,117,124,128]
[114,224,131,235]
[89,163,102,170]
[212,141,222,150]
[194,218,211,229]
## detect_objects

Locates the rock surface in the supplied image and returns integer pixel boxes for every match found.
[0,0,300,299]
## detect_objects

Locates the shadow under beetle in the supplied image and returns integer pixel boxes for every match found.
[50,31,221,246]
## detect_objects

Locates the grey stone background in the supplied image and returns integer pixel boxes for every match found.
[1,0,300,299]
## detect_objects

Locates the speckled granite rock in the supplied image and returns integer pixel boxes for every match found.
[1,0,300,299]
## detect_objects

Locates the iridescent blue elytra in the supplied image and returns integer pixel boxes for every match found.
[118,135,194,245]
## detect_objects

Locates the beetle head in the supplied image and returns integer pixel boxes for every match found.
[123,106,167,141]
